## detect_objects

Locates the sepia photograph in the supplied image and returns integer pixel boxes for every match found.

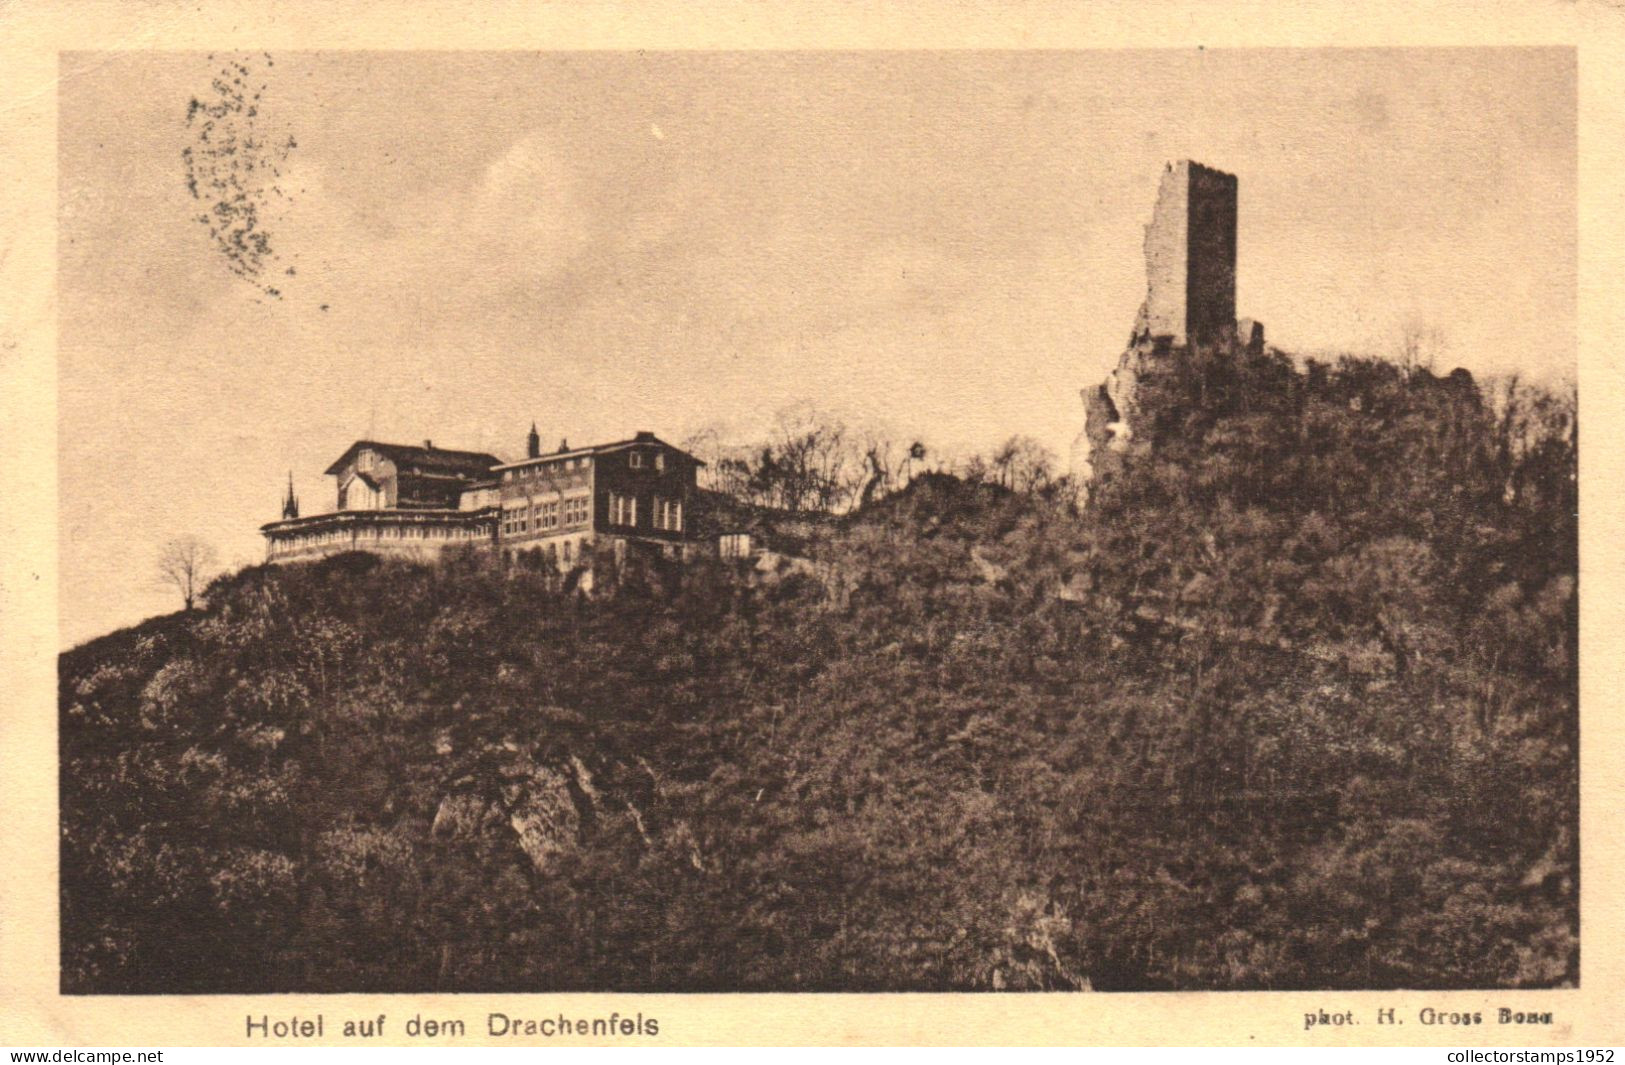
[50,43,1579,1004]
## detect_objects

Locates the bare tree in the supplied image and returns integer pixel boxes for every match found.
[1486,372,1577,508]
[851,424,908,509]
[690,407,927,513]
[1396,318,1448,375]
[773,404,857,512]
[156,536,219,612]
[960,452,993,485]
[987,435,1057,493]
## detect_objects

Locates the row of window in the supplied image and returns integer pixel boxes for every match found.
[502,448,672,482]
[272,522,484,552]
[608,492,683,531]
[502,495,590,537]
[503,456,592,483]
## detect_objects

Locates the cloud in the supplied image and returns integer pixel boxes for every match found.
[464,132,592,279]
[260,130,595,329]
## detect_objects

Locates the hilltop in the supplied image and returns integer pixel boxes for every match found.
[60,346,1577,992]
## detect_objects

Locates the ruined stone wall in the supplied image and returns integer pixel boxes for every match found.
[1138,161,1237,348]
[1073,160,1253,491]
[1141,161,1190,344]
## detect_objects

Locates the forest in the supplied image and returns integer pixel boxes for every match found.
[60,343,1577,992]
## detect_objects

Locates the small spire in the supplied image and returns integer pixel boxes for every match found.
[527,421,541,459]
[281,470,300,520]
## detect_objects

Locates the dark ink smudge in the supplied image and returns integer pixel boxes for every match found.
[183,53,296,299]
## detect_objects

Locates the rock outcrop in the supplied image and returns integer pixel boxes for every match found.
[431,740,604,875]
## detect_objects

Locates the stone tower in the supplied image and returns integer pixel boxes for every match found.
[1072,161,1259,490]
[1138,160,1238,349]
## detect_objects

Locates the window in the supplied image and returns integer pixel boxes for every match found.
[610,492,637,527]
[654,496,682,532]
[655,452,666,471]
[540,500,559,530]
[564,495,590,526]
[562,540,573,563]
[503,506,528,536]
[629,452,644,469]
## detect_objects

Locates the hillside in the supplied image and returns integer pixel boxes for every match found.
[60,347,1577,993]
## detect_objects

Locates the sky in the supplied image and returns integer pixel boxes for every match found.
[58,48,1576,647]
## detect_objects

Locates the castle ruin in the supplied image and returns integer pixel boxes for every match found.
[1072,161,1263,485]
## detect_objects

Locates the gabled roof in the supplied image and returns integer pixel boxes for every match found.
[493,431,705,471]
[324,440,502,477]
